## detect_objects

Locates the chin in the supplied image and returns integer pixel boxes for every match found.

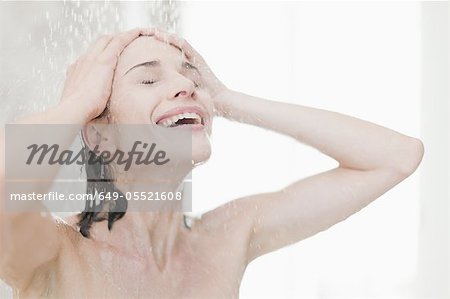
[191,133,211,166]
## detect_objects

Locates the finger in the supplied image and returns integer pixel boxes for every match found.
[85,35,114,59]
[65,54,86,80]
[97,28,154,62]
[153,31,199,62]
[66,63,76,77]
[142,27,157,36]
[152,30,186,53]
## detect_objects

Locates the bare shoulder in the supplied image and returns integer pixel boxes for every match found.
[19,215,82,297]
[54,214,84,248]
[195,198,257,241]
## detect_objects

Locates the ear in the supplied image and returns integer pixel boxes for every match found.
[81,119,116,154]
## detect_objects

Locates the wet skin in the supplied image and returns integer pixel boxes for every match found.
[20,211,252,299]
[0,28,424,299]
[17,34,250,299]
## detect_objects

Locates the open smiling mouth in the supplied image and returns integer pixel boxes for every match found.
[156,112,205,128]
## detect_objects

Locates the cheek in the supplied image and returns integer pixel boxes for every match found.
[196,91,214,117]
[108,86,163,123]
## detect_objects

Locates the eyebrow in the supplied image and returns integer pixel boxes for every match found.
[123,60,201,77]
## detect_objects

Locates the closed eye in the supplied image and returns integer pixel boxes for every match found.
[140,79,157,85]
[140,79,199,87]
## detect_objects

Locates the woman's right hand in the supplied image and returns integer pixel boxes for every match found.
[60,28,154,123]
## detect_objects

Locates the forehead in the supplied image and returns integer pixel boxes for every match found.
[117,36,185,75]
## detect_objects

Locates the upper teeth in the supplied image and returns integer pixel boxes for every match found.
[158,112,202,128]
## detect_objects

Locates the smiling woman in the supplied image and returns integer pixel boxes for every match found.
[0,24,425,299]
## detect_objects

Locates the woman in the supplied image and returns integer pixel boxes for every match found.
[0,27,424,298]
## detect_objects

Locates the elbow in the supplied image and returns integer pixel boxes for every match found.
[392,137,425,177]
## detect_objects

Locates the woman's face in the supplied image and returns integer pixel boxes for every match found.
[107,36,213,165]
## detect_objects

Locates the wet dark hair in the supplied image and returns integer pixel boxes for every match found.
[77,107,128,238]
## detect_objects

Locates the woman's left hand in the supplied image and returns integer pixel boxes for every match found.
[151,28,230,116]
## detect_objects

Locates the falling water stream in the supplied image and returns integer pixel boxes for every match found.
[0,1,180,122]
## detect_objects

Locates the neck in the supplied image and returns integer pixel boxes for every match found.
[87,170,190,270]
[89,210,186,271]
[113,173,188,212]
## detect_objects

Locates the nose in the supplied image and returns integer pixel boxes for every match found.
[170,74,196,100]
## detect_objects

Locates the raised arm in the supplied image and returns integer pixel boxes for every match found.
[151,30,424,264]
[0,28,152,290]
[213,90,424,262]
[0,102,85,290]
